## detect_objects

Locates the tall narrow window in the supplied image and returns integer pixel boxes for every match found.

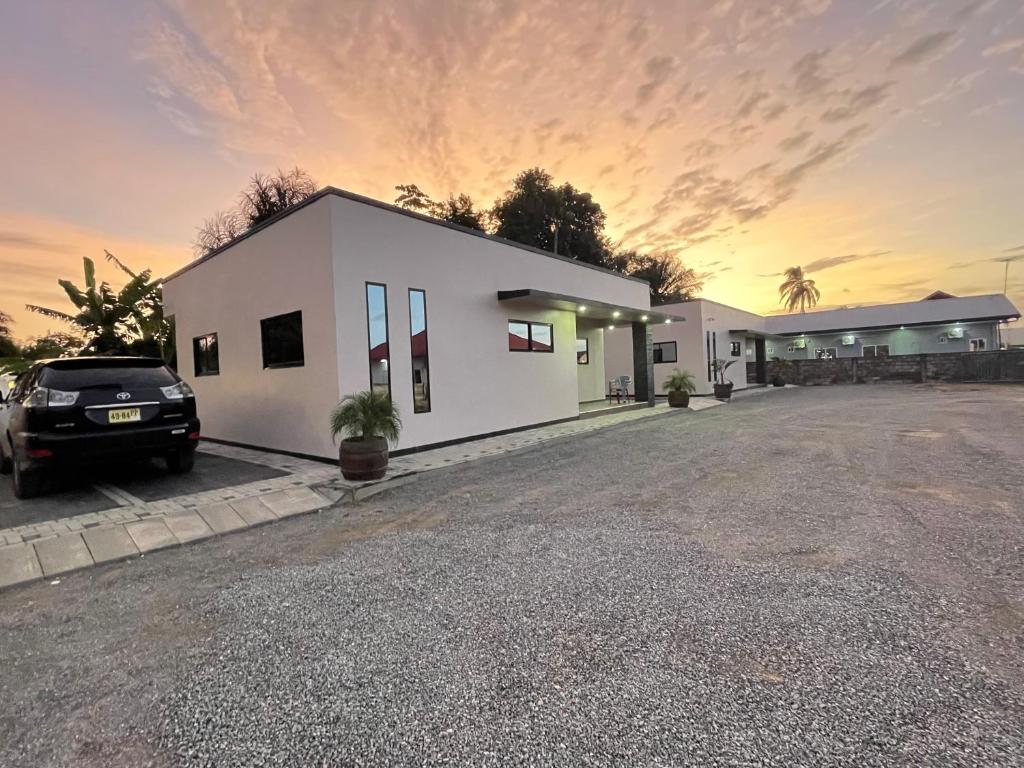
[409,289,430,413]
[366,283,391,397]
[192,333,219,376]
[576,338,589,365]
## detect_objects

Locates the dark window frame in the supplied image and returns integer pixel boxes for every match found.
[730,340,742,357]
[192,332,220,377]
[576,337,589,365]
[408,287,431,414]
[260,310,305,369]
[863,344,890,358]
[653,341,678,364]
[508,320,555,353]
[365,282,392,399]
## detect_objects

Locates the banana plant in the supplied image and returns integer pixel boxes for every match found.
[26,253,168,357]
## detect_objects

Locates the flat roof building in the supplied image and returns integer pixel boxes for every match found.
[163,187,676,459]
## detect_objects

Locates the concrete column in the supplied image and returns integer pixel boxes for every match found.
[632,321,655,406]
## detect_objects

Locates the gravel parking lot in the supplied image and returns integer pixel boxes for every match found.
[1,384,1022,767]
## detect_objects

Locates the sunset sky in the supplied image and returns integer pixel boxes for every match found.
[2,0,1023,342]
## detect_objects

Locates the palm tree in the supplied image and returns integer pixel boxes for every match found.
[25,254,167,355]
[778,266,821,313]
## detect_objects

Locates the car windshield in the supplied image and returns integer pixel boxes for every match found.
[38,362,178,390]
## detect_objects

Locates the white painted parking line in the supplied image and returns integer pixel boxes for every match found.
[92,483,147,508]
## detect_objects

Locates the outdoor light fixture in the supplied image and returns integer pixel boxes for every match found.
[641,314,648,321]
[612,310,621,318]
[664,319,672,324]
[578,305,587,312]
[607,324,614,330]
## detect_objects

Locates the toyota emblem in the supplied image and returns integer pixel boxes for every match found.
[116,392,131,401]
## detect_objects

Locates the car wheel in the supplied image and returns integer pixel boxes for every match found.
[166,448,196,474]
[12,460,43,499]
[0,437,11,475]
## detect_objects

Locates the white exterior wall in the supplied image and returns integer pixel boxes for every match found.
[163,201,341,458]
[575,322,607,402]
[327,195,649,454]
[166,193,649,459]
[604,300,764,396]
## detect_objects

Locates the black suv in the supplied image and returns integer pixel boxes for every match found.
[0,357,200,499]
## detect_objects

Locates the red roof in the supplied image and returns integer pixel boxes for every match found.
[509,333,550,351]
[370,331,428,361]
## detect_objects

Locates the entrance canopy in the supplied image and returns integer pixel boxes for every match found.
[497,289,685,325]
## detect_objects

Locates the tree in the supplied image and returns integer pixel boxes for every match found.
[491,168,612,268]
[395,185,486,231]
[194,167,317,256]
[25,254,167,355]
[623,251,704,304]
[194,209,244,257]
[431,194,486,231]
[778,266,821,313]
[394,184,434,213]
[21,331,85,360]
[0,310,18,358]
[240,167,318,227]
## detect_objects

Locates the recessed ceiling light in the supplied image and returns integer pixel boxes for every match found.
[641,315,648,321]
[612,310,621,318]
[578,305,587,312]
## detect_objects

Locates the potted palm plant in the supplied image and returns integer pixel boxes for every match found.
[330,390,402,481]
[662,368,696,407]
[712,358,736,400]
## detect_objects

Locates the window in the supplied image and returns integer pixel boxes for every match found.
[576,338,589,365]
[39,359,178,389]
[260,311,304,368]
[863,344,890,358]
[653,341,677,364]
[366,283,391,397]
[409,289,430,413]
[508,320,554,352]
[192,333,219,376]
[815,347,837,360]
[730,341,741,357]
[970,338,986,352]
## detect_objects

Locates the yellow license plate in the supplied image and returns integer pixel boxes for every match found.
[108,407,141,424]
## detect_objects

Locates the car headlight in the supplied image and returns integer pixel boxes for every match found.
[160,381,195,400]
[26,387,79,409]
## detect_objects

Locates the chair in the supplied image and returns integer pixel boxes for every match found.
[609,375,631,403]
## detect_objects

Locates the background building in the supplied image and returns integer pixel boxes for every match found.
[605,293,1021,396]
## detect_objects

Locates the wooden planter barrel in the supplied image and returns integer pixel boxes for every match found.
[339,437,389,481]
[667,390,690,408]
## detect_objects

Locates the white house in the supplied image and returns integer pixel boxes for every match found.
[605,293,1021,396]
[163,187,679,460]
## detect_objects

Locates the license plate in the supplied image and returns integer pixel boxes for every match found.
[108,407,141,424]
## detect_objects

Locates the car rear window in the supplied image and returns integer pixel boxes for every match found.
[39,362,178,390]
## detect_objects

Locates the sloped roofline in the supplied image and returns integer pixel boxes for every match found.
[165,186,649,286]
